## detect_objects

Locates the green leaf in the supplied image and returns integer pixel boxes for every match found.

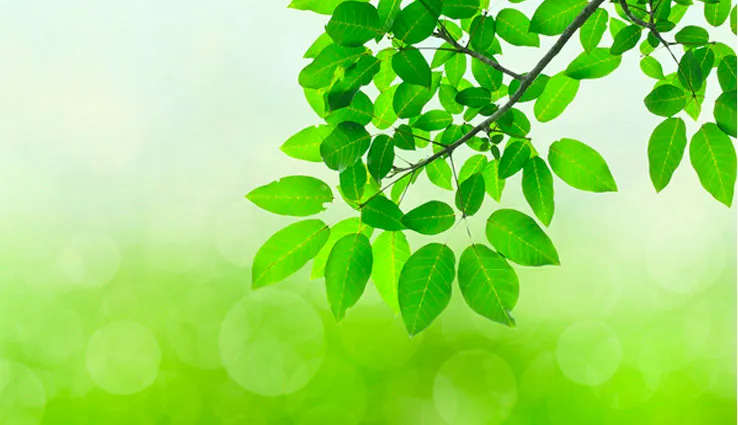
[426,158,454,190]
[326,2,380,46]
[508,74,550,103]
[455,87,492,107]
[522,156,555,226]
[371,231,411,313]
[439,84,465,114]
[498,140,531,179]
[253,220,330,288]
[327,56,381,110]
[247,176,333,216]
[497,108,531,137]
[690,122,737,207]
[675,25,710,45]
[398,243,456,336]
[431,43,456,68]
[304,33,333,58]
[496,9,540,47]
[483,159,506,201]
[579,8,608,53]
[678,50,704,93]
[311,218,373,279]
[415,109,453,131]
[378,0,403,33]
[610,25,642,55]
[325,91,374,125]
[458,244,518,326]
[367,135,396,183]
[548,138,618,192]
[647,117,688,192]
[299,44,367,89]
[340,159,368,201]
[459,154,488,182]
[280,125,333,162]
[566,48,622,80]
[445,53,467,87]
[361,196,405,230]
[443,0,481,18]
[609,16,627,38]
[693,46,715,78]
[640,56,665,80]
[393,82,433,118]
[393,124,417,150]
[714,90,737,137]
[644,84,686,117]
[401,201,456,235]
[718,55,737,91]
[325,233,373,321]
[374,49,398,91]
[530,0,587,36]
[321,122,372,171]
[486,209,560,266]
[391,170,418,202]
[469,15,497,52]
[392,47,432,88]
[455,172,486,216]
[392,1,441,45]
[534,73,579,122]
[705,0,731,27]
[471,58,504,91]
[373,85,399,129]
[732,5,737,34]
[289,0,369,15]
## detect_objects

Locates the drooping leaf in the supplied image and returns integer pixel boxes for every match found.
[485,209,560,266]
[690,122,737,207]
[426,158,454,190]
[458,244,519,326]
[361,196,405,230]
[548,138,618,192]
[471,57,504,91]
[402,201,456,235]
[393,124,417,151]
[280,125,333,162]
[455,172,486,216]
[340,159,368,202]
[373,85,399,129]
[247,176,334,216]
[414,109,454,131]
[522,156,555,226]
[644,84,686,117]
[443,0,481,19]
[299,44,367,89]
[483,159,506,201]
[579,8,608,53]
[311,218,373,279]
[677,50,704,93]
[459,154,488,182]
[496,9,540,47]
[610,25,642,55]
[714,90,737,137]
[693,46,716,78]
[640,56,665,80]
[705,0,731,27]
[374,49,398,91]
[393,82,433,118]
[530,0,587,36]
[534,73,579,122]
[456,87,492,107]
[647,117,688,192]
[392,47,432,88]
[498,140,531,178]
[392,0,442,45]
[675,25,710,46]
[371,231,411,313]
[325,233,373,320]
[321,122,372,171]
[398,243,456,336]
[253,220,331,288]
[367,135,396,183]
[469,15,497,52]
[718,55,737,92]
[566,48,622,80]
[445,53,468,87]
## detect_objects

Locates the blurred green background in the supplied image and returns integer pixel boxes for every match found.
[0,1,735,424]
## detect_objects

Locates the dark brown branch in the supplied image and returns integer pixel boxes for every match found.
[433,28,523,80]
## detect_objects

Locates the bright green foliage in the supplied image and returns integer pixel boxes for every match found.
[486,209,560,266]
[458,244,519,326]
[455,172,486,216]
[640,56,664,80]
[648,118,688,193]
[367,135,395,182]
[483,159,506,201]
[508,74,549,103]
[496,9,540,47]
[445,53,467,87]
[459,155,488,182]
[371,231,411,312]
[548,138,618,192]
[469,15,496,52]
[247,176,333,216]
[373,87,398,129]
[690,123,737,207]
[311,218,373,279]
[326,91,374,125]
[252,220,330,288]
[443,0,481,19]
[530,0,587,36]
[426,158,454,190]
[327,56,380,110]
[522,157,555,226]
[498,108,531,137]
[415,110,453,131]
[325,233,373,320]
[299,44,366,89]
[714,90,737,137]
[398,243,456,336]
[534,73,579,122]
[644,84,686,117]
[566,48,622,79]
[340,160,368,201]
[392,1,441,44]
[499,141,531,178]
[472,58,503,91]
[361,196,405,230]
[392,47,432,88]
[579,8,608,53]
[705,0,731,26]
[675,25,710,45]
[456,87,492,107]
[289,0,369,15]
[280,125,332,162]
[402,201,456,235]
[321,122,372,171]
[326,2,380,46]
[393,124,416,150]
[678,50,704,93]
[610,25,642,55]
[393,83,433,118]
[718,55,737,91]
[439,84,465,113]
[377,0,402,33]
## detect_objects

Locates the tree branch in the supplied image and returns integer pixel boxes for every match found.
[433,29,523,80]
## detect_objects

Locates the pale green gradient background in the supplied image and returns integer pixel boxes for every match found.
[0,1,735,424]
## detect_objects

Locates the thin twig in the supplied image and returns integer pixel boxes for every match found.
[433,28,523,80]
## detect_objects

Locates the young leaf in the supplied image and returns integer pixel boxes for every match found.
[401,201,456,235]
[565,48,621,80]
[361,196,405,230]
[325,91,374,125]
[325,233,373,321]
[299,44,367,89]
[644,84,686,117]
[392,0,441,45]
[648,118,688,193]
[455,172,486,216]
[498,140,531,179]
[392,47,432,89]
[398,243,456,336]
[414,110,453,131]
[690,123,737,207]
[458,244,519,326]
[459,155,488,182]
[483,159,506,201]
[367,135,396,183]
[393,82,433,118]
[442,0,481,19]
[534,73,579,122]
[610,25,642,56]
[705,0,731,27]
[495,9,540,47]
[548,138,618,192]
[371,231,411,313]
[311,218,373,279]
[472,58,504,91]
[640,56,665,80]
[497,109,531,137]
[374,49,398,91]
[253,220,331,288]
[340,160,368,202]
[714,90,737,137]
[321,122,372,171]
[718,55,737,92]
[485,209,560,266]
[426,158,454,190]
[530,0,587,36]
[675,25,710,46]
[445,53,467,87]
[280,125,333,162]
[247,176,334,216]
[373,85,399,129]
[439,84,465,114]
[522,156,555,226]
[469,15,497,52]
[579,8,608,53]
[304,33,333,58]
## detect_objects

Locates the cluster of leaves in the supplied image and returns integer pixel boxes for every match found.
[247,0,737,336]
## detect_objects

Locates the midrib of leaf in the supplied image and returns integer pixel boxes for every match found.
[530,160,550,223]
[335,234,361,315]
[702,132,728,199]
[537,79,571,118]
[468,245,514,326]
[255,225,328,285]
[552,145,614,189]
[537,1,585,28]
[655,120,682,186]
[409,248,445,333]
[489,218,557,263]
[582,10,606,50]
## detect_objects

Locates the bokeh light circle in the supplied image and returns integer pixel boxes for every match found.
[50,233,121,289]
[219,288,325,396]
[85,320,161,395]
[556,321,622,386]
[15,298,85,365]
[0,359,46,425]
[432,349,517,425]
